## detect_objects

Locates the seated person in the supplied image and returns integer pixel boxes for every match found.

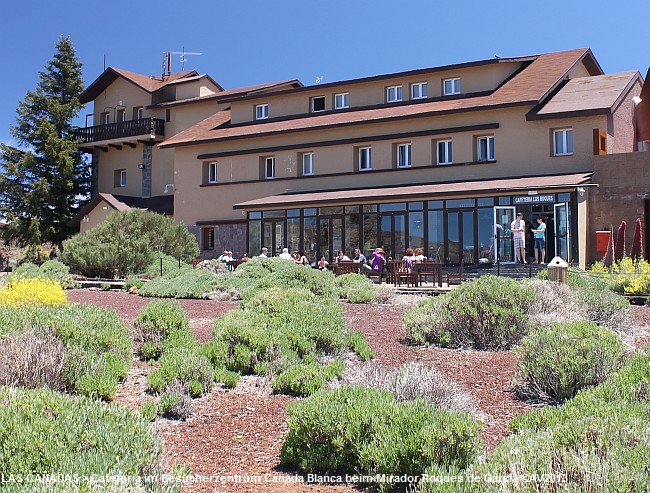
[363,247,385,272]
[414,248,426,262]
[335,250,350,263]
[279,248,292,260]
[317,256,329,271]
[353,248,367,264]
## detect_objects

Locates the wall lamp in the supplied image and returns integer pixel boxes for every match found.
[138,163,145,169]
[577,187,585,197]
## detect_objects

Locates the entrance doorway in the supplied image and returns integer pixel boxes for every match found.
[494,206,516,263]
[446,210,474,265]
[554,202,570,261]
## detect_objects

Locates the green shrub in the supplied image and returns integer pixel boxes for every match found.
[124,278,145,291]
[574,283,629,323]
[334,273,374,303]
[11,259,76,289]
[139,401,158,422]
[0,304,132,399]
[281,386,481,486]
[159,389,193,420]
[101,282,111,291]
[516,321,625,403]
[138,269,220,299]
[61,209,199,277]
[405,275,535,349]
[346,330,375,360]
[147,347,213,396]
[0,386,162,488]
[271,360,345,396]
[200,339,229,368]
[214,367,240,388]
[134,300,190,359]
[455,354,650,493]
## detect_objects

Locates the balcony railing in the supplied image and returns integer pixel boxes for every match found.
[74,118,165,144]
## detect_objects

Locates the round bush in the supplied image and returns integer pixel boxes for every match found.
[405,275,535,349]
[516,321,625,402]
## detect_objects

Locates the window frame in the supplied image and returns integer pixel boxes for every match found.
[443,77,461,96]
[102,112,110,125]
[202,227,215,250]
[311,96,326,113]
[437,139,453,165]
[334,92,349,109]
[386,85,403,103]
[255,104,269,120]
[396,143,412,168]
[264,156,275,179]
[553,128,573,156]
[302,152,314,176]
[411,82,428,100]
[359,146,372,171]
[476,136,495,162]
[134,106,144,120]
[208,162,217,184]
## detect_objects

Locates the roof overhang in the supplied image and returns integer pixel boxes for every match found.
[234,172,593,210]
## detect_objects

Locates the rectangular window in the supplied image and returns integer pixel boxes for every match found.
[114,169,126,187]
[133,107,144,119]
[265,157,275,179]
[102,112,110,125]
[476,136,495,162]
[396,143,412,168]
[202,228,215,250]
[255,104,269,120]
[411,82,428,99]
[334,92,349,109]
[311,96,325,112]
[116,109,125,122]
[437,140,452,165]
[359,147,372,171]
[208,162,217,183]
[386,85,402,102]
[443,77,461,95]
[553,129,573,156]
[302,153,314,176]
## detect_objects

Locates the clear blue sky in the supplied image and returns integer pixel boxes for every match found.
[1,0,648,146]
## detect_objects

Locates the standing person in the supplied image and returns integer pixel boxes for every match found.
[511,212,527,264]
[533,216,547,264]
[353,248,366,264]
[364,247,385,273]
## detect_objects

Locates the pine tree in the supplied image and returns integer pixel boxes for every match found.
[0,36,88,245]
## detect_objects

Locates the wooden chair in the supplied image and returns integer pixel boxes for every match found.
[416,261,443,287]
[391,260,414,287]
[445,259,464,286]
[335,261,362,276]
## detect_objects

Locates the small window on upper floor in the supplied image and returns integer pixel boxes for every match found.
[311,96,325,113]
[437,140,453,165]
[396,143,412,168]
[208,162,217,183]
[101,112,110,125]
[553,129,573,156]
[386,85,402,103]
[476,136,495,162]
[302,152,314,176]
[133,107,144,120]
[358,146,372,171]
[114,169,126,188]
[263,156,275,179]
[411,82,428,100]
[334,92,349,109]
[255,104,269,120]
[443,78,461,96]
[116,108,125,122]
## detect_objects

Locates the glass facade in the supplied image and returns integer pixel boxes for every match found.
[247,193,576,264]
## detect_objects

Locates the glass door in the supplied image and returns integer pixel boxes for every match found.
[380,214,406,259]
[494,206,516,263]
[554,203,570,261]
[262,219,285,257]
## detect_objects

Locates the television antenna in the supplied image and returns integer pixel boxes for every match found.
[162,48,203,76]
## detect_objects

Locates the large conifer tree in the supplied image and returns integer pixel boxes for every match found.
[0,36,88,245]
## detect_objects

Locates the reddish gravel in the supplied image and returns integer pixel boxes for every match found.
[66,289,650,492]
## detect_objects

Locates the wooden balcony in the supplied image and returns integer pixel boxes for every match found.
[74,118,165,147]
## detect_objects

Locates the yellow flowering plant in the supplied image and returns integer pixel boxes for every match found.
[0,277,67,307]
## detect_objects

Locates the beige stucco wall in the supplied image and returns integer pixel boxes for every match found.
[172,105,608,225]
[80,201,119,233]
[92,78,151,123]
[175,79,218,101]
[229,62,524,124]
[98,145,142,196]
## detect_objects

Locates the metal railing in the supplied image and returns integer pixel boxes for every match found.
[73,118,164,143]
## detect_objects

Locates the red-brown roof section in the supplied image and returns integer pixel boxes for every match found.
[161,49,597,148]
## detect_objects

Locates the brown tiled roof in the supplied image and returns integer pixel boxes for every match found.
[80,68,199,103]
[162,110,232,146]
[67,193,131,228]
[234,173,593,210]
[161,49,595,148]
[531,71,642,119]
[151,80,303,109]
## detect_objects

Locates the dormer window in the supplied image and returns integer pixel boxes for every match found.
[255,104,269,120]
[443,78,461,96]
[411,82,428,100]
[386,85,402,103]
[311,96,325,113]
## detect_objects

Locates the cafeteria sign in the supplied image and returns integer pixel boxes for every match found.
[513,194,555,205]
